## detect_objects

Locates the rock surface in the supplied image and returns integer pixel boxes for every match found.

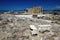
[0,14,60,40]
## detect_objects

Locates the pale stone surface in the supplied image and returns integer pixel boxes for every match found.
[0,14,60,40]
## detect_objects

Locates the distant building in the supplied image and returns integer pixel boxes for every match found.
[24,6,43,15]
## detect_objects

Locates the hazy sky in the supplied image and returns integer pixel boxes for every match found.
[0,0,60,10]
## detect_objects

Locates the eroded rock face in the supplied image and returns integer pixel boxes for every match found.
[0,14,60,40]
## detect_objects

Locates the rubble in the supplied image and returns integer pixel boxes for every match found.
[0,14,60,40]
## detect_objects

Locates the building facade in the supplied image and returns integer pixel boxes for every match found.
[25,6,43,15]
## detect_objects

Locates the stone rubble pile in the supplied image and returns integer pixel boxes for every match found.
[0,14,60,40]
[0,14,31,40]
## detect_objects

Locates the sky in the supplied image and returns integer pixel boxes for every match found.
[0,0,60,10]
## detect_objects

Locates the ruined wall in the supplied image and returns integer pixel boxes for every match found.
[25,6,43,15]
